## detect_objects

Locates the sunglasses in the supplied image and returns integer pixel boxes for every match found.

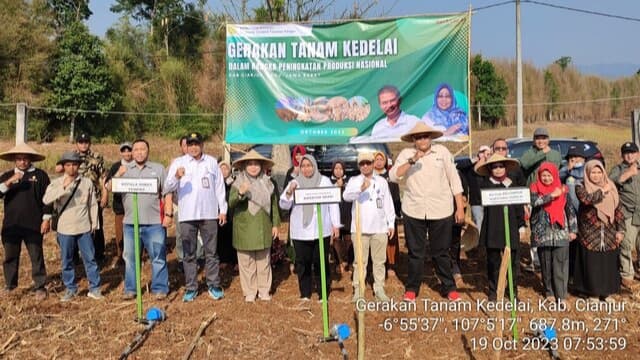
[413,134,430,141]
[490,164,505,169]
[493,147,508,151]
[359,161,372,166]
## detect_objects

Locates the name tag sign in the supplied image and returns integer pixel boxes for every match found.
[294,187,341,205]
[112,178,158,194]
[481,187,530,206]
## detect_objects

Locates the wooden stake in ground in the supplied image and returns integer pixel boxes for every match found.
[354,201,366,360]
[493,247,511,360]
[182,312,218,360]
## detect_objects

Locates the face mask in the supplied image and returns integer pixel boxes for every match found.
[572,162,584,169]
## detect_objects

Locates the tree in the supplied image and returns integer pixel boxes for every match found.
[543,70,559,120]
[471,54,508,126]
[47,0,92,31]
[554,56,572,71]
[111,0,207,58]
[48,21,121,142]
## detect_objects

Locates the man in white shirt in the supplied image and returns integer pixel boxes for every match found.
[343,152,396,302]
[350,85,419,143]
[164,132,228,302]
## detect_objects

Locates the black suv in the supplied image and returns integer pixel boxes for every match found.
[230,143,392,178]
[506,137,605,167]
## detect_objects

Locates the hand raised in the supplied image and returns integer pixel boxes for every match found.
[175,167,186,179]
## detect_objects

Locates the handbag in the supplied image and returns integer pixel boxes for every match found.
[51,180,80,231]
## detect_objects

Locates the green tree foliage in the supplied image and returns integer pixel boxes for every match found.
[543,69,559,120]
[111,0,207,58]
[48,21,122,141]
[471,54,508,126]
[47,0,91,31]
[554,56,572,71]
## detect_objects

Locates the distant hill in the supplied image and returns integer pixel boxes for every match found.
[577,63,640,79]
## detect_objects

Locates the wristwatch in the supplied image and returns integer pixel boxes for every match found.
[407,158,416,166]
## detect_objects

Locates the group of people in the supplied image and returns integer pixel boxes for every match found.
[464,128,637,305]
[2,125,638,306]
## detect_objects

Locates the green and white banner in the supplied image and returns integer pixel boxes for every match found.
[225,14,470,144]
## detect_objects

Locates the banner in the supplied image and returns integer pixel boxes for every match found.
[225,14,470,144]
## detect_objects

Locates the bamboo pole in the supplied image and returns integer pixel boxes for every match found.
[354,201,365,359]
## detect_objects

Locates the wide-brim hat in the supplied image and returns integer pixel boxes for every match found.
[400,123,444,142]
[0,143,45,162]
[460,219,479,251]
[232,149,274,169]
[58,151,82,164]
[475,154,520,176]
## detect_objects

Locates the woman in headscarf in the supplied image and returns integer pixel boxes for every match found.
[476,154,525,301]
[330,161,352,274]
[284,145,307,186]
[530,162,578,303]
[421,83,469,137]
[229,151,281,302]
[280,154,341,301]
[572,160,625,303]
[217,161,237,272]
[373,151,402,277]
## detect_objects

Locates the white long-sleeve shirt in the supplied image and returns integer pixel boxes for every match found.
[279,176,341,241]
[343,174,396,234]
[164,154,227,221]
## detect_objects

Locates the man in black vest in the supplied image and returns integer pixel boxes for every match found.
[0,143,52,300]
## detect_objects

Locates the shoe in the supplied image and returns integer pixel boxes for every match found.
[35,289,47,301]
[447,290,461,302]
[208,286,224,300]
[300,296,311,301]
[403,291,416,303]
[183,290,198,302]
[87,290,104,300]
[60,289,77,302]
[587,296,600,305]
[177,261,184,274]
[245,295,256,303]
[258,294,272,301]
[153,293,168,300]
[375,290,390,302]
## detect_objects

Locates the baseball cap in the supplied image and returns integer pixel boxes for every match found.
[533,128,549,138]
[119,142,132,151]
[621,142,639,154]
[186,132,203,144]
[76,133,91,143]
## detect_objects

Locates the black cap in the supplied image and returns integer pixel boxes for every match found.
[57,151,82,165]
[76,133,91,143]
[565,145,586,160]
[621,142,639,154]
[186,132,203,144]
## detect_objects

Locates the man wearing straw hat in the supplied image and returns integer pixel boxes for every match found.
[0,143,51,300]
[389,123,466,303]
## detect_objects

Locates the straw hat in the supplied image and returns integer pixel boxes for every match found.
[232,149,275,169]
[460,219,479,251]
[400,123,444,142]
[474,154,520,177]
[0,143,45,162]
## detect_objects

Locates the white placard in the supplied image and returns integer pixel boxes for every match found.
[111,178,159,194]
[481,187,530,206]
[294,187,342,205]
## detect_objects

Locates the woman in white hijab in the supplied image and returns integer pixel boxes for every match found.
[280,154,341,301]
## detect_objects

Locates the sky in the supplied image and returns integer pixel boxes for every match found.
[87,0,640,70]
